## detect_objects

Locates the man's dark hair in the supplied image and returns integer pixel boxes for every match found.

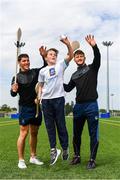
[74,50,85,57]
[47,48,59,56]
[18,54,29,62]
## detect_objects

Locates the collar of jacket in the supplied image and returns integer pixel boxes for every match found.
[77,64,87,70]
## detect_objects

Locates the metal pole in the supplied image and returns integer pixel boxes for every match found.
[111,93,114,116]
[102,41,113,116]
[106,45,109,113]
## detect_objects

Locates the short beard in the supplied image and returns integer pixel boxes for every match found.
[77,62,85,67]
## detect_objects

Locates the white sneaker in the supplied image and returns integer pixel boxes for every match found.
[30,156,44,165]
[50,148,61,165]
[18,159,27,169]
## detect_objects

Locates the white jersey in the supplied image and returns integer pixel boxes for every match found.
[38,59,68,99]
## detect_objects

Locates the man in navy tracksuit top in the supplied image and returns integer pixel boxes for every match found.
[10,48,47,169]
[64,35,101,169]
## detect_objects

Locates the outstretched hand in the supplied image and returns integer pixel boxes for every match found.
[39,46,47,57]
[85,35,96,47]
[60,36,73,62]
[60,36,71,46]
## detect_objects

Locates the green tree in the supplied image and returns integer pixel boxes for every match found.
[0,104,11,112]
[99,109,106,113]
[11,107,17,111]
[65,102,73,116]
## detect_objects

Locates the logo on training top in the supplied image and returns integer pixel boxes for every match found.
[49,68,56,76]
[95,116,99,120]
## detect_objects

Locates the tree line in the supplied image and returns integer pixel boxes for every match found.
[0,103,74,116]
[0,103,120,116]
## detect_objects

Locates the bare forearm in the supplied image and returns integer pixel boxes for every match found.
[38,84,43,100]
[66,43,74,62]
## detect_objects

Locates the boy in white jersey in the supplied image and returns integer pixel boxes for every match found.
[38,37,73,165]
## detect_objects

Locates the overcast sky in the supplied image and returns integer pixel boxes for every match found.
[0,0,120,110]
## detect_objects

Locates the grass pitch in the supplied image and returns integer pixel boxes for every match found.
[0,117,120,179]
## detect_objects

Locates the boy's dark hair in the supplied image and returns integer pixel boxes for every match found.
[47,48,59,56]
[18,54,29,62]
[74,50,85,57]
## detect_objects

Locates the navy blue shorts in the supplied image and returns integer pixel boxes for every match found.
[19,105,42,126]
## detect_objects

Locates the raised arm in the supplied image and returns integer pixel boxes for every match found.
[85,35,101,71]
[60,37,74,63]
[85,34,96,47]
[39,46,47,67]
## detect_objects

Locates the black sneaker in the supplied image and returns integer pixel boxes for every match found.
[87,160,96,169]
[70,155,80,165]
[62,149,69,160]
[50,148,61,165]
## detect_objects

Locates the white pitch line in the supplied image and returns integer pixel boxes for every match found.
[100,121,120,127]
[0,120,18,124]
[0,122,18,127]
[100,119,120,123]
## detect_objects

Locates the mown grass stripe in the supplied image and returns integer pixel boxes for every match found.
[0,120,18,124]
[0,122,18,127]
[100,121,120,127]
[100,119,120,123]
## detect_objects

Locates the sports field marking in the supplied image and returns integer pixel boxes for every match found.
[100,119,120,123]
[100,121,120,127]
[0,122,18,127]
[0,120,18,124]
